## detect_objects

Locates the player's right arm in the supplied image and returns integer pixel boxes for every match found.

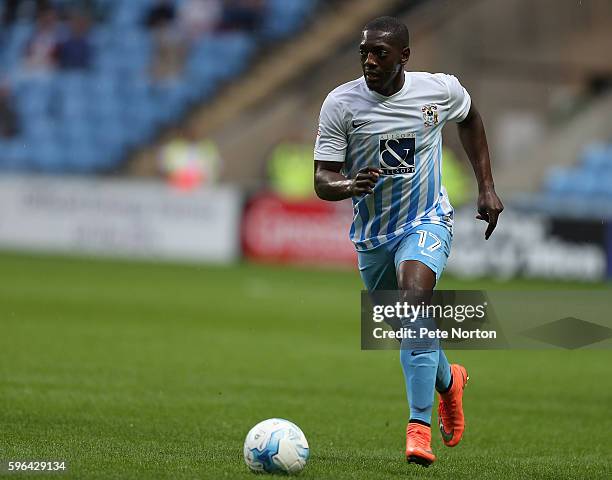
[315,162,380,201]
[313,92,380,201]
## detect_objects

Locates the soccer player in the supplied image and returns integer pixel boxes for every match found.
[313,16,503,467]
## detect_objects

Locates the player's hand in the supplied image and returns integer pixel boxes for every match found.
[350,167,382,196]
[476,187,504,240]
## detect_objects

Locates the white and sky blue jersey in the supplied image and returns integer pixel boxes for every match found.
[314,71,471,251]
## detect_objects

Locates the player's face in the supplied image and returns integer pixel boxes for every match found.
[360,30,409,95]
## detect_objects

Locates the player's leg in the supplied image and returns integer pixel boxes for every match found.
[436,350,452,393]
[437,362,468,447]
[395,225,469,449]
[357,240,399,292]
[393,224,453,465]
[398,228,452,397]
[396,260,438,428]
[395,259,438,466]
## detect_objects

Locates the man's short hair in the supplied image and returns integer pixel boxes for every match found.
[363,16,410,48]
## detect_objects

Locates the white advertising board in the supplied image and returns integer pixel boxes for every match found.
[0,176,241,263]
[447,207,607,281]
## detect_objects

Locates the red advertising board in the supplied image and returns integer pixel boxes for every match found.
[242,194,357,266]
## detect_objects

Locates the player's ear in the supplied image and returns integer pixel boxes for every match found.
[401,47,410,65]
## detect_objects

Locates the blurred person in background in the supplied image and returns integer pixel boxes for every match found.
[267,137,315,199]
[178,0,222,41]
[146,0,188,84]
[1,0,22,26]
[440,147,470,208]
[144,0,176,29]
[57,10,93,70]
[0,81,20,138]
[2,0,49,26]
[22,6,60,74]
[221,0,264,32]
[158,125,222,190]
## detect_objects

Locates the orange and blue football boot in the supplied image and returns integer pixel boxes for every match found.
[438,364,469,447]
[405,423,436,467]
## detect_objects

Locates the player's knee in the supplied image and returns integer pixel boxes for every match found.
[396,261,436,293]
[397,276,432,304]
[398,276,426,293]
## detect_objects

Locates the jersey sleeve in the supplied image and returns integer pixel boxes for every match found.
[314,93,347,162]
[443,74,471,122]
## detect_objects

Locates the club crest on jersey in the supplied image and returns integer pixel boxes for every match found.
[421,104,439,127]
[378,132,416,175]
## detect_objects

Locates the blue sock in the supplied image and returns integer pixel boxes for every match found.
[436,349,452,392]
[399,315,439,425]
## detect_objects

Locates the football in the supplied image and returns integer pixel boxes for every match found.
[243,418,310,474]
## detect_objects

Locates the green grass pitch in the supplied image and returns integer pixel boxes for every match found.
[1,252,611,479]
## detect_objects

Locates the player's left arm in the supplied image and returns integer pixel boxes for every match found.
[457,103,504,239]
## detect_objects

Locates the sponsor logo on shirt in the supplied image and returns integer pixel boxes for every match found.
[378,132,416,175]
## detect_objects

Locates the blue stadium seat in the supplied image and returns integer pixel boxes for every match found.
[0,0,312,173]
[576,171,599,196]
[183,75,217,100]
[93,0,119,11]
[188,33,254,81]
[23,118,57,143]
[542,141,612,208]
[119,76,152,101]
[2,22,33,69]
[111,0,150,27]
[64,140,105,173]
[122,96,159,144]
[14,77,56,117]
[63,121,96,145]
[90,26,115,51]
[581,143,611,171]
[60,95,90,121]
[152,81,193,123]
[88,72,119,98]
[95,123,129,164]
[544,168,575,195]
[90,100,123,126]
[261,0,316,39]
[29,141,66,173]
[94,50,147,74]
[603,173,612,198]
[56,72,90,95]
[0,140,32,171]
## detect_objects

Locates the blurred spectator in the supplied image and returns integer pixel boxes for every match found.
[0,82,20,138]
[57,11,93,70]
[440,147,470,207]
[1,0,21,25]
[587,74,612,97]
[2,0,49,26]
[150,27,188,84]
[221,0,264,32]
[54,0,105,23]
[145,0,188,84]
[159,127,222,189]
[178,0,222,40]
[267,139,314,199]
[151,31,188,83]
[22,7,60,74]
[144,0,176,29]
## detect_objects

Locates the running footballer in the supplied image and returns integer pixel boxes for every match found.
[314,16,504,467]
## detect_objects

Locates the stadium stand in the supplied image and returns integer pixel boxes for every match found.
[505,137,612,220]
[545,143,612,200]
[0,0,318,173]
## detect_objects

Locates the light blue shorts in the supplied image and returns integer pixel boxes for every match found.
[357,223,452,291]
